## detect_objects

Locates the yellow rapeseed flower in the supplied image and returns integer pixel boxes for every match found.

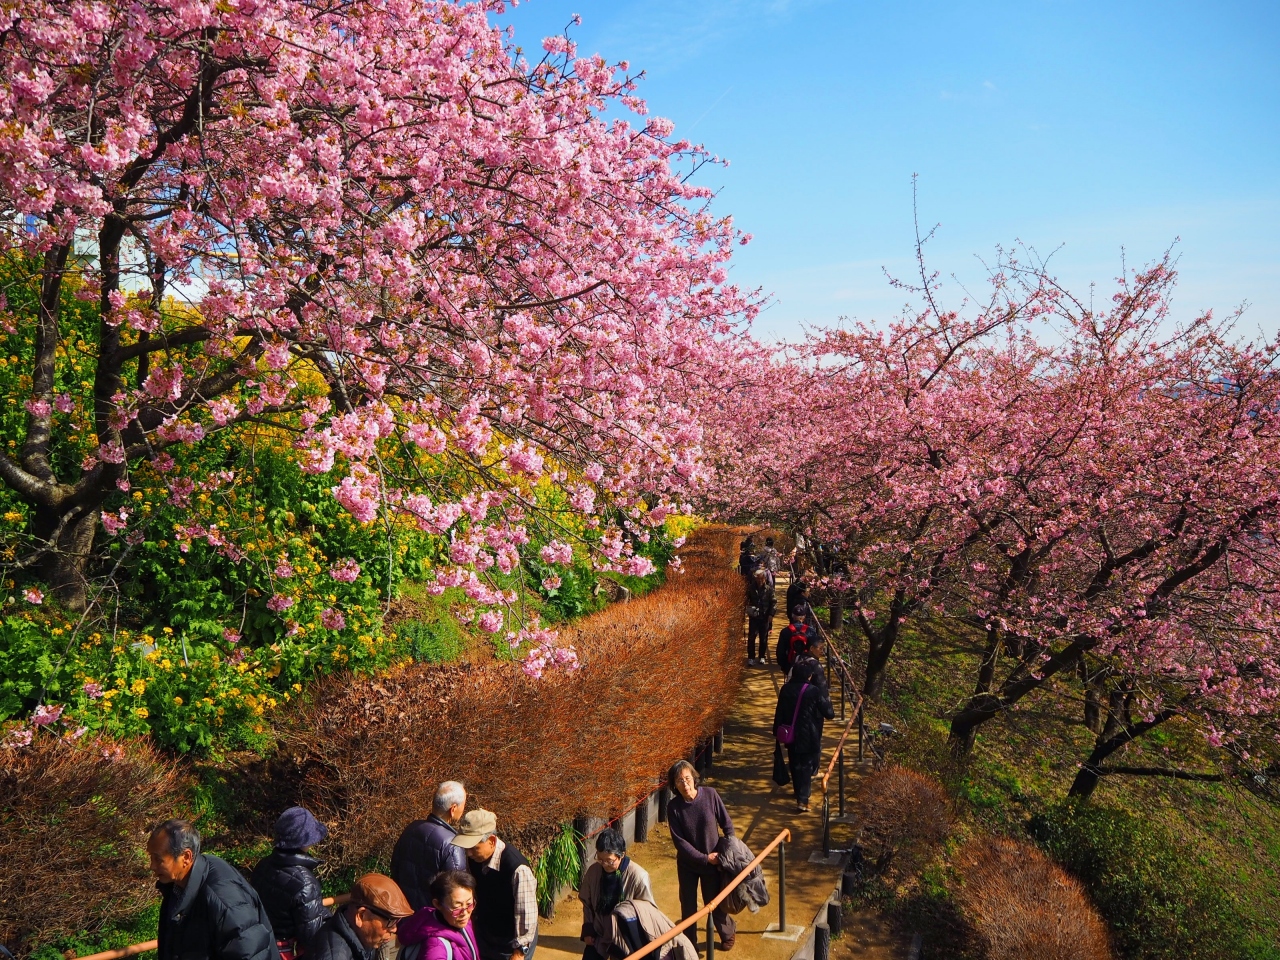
[130,678,146,696]
[173,696,183,706]
[135,707,149,719]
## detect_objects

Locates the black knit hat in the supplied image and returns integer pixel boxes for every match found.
[273,806,329,850]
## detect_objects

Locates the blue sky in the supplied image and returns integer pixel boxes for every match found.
[496,1,1280,343]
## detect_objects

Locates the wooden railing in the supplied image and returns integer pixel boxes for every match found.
[619,828,792,960]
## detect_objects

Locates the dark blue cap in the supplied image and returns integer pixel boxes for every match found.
[273,806,329,850]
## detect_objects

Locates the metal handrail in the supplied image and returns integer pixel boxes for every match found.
[619,828,792,960]
[73,896,351,960]
[820,700,861,794]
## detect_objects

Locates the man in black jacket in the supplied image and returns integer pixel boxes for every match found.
[389,780,468,911]
[148,820,280,960]
[745,567,775,667]
[308,875,412,960]
[772,637,835,813]
[251,806,331,956]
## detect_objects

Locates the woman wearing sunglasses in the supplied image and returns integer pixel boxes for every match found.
[398,871,481,960]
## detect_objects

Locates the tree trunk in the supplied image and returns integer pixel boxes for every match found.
[1079,661,1108,734]
[1067,706,1177,799]
[862,625,897,699]
[34,505,98,612]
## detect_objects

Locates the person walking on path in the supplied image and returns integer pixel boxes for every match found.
[737,538,757,583]
[309,875,413,960]
[745,567,775,666]
[790,633,830,696]
[773,635,835,812]
[397,871,481,960]
[666,760,737,952]
[758,537,781,576]
[452,810,538,960]
[149,819,280,960]
[775,608,816,676]
[578,828,653,960]
[785,577,815,625]
[251,806,331,957]
[391,781,469,911]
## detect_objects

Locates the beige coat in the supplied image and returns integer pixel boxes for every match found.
[608,899,697,960]
[579,858,654,945]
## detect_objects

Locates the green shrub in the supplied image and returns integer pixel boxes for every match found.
[1030,800,1278,960]
[533,821,583,915]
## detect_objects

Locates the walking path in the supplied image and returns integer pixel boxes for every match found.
[537,573,863,959]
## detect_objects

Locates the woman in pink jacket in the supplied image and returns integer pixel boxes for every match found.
[397,871,480,960]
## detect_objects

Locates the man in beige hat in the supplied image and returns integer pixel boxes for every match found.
[452,810,537,960]
[309,874,413,960]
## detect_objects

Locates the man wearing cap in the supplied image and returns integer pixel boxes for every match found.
[308,875,413,960]
[452,810,538,960]
[390,780,469,911]
[251,806,331,956]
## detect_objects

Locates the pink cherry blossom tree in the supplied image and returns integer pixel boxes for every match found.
[704,229,1056,697]
[708,239,1280,797]
[0,0,757,645]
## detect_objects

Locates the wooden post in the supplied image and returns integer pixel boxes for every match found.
[815,922,831,960]
[634,793,650,843]
[657,786,670,823]
[828,899,843,938]
[830,601,843,630]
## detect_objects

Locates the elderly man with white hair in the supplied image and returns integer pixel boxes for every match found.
[390,781,469,911]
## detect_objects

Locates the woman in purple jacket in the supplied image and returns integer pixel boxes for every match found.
[666,760,737,952]
[397,871,481,960]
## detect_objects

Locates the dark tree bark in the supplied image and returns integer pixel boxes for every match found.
[1068,704,1181,799]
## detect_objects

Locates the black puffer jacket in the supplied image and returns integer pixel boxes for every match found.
[389,815,467,911]
[250,850,329,948]
[746,578,775,620]
[307,909,373,960]
[157,854,280,960]
[772,672,834,754]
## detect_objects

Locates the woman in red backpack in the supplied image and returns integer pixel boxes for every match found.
[775,608,815,675]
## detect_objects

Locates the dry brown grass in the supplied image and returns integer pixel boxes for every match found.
[0,736,186,950]
[279,526,745,867]
[954,835,1113,960]
[855,764,951,876]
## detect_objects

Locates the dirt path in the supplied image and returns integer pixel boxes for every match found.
[536,573,877,958]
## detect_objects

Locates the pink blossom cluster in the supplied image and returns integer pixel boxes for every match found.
[0,0,759,647]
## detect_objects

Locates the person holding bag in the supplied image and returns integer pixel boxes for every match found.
[772,635,834,812]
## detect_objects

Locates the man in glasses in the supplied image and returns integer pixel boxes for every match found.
[309,874,414,960]
[452,810,538,960]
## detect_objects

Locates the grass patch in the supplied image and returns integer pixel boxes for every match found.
[829,615,1280,959]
